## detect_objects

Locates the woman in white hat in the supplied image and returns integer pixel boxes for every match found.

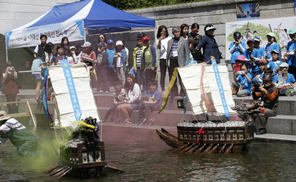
[0,111,38,156]
[265,32,281,62]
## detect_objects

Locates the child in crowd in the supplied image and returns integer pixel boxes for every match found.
[265,32,281,61]
[267,50,281,74]
[284,29,296,77]
[31,60,46,101]
[44,42,54,65]
[232,64,252,97]
[106,39,116,91]
[34,34,47,61]
[133,33,146,93]
[51,46,66,65]
[63,46,75,64]
[138,81,161,126]
[229,31,246,71]
[114,40,127,87]
[273,63,296,96]
[103,82,127,123]
[254,37,264,60]
[142,36,157,95]
[243,39,260,78]
[69,46,81,64]
[61,36,70,48]
[189,23,203,62]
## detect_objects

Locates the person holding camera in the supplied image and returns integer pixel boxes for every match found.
[229,31,246,71]
[272,63,296,96]
[2,61,19,113]
[250,72,279,135]
[243,39,261,78]
[232,64,252,97]
[284,29,296,78]
[252,60,266,86]
[188,23,203,62]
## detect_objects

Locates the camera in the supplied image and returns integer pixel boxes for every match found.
[8,67,13,71]
[252,78,261,92]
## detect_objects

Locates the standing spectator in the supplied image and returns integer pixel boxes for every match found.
[60,36,70,48]
[133,33,146,93]
[31,59,46,101]
[284,29,296,77]
[157,25,171,96]
[44,42,54,65]
[180,23,189,40]
[81,41,97,90]
[254,37,264,60]
[167,27,190,97]
[51,46,66,65]
[106,39,116,92]
[123,41,130,74]
[229,32,246,71]
[265,32,281,61]
[138,80,161,126]
[142,36,157,95]
[2,61,19,113]
[113,40,127,87]
[243,39,261,78]
[117,74,141,124]
[102,82,127,123]
[97,33,107,55]
[189,23,203,62]
[232,64,252,97]
[251,72,279,135]
[34,34,47,62]
[196,24,222,63]
[69,46,81,64]
[96,42,109,93]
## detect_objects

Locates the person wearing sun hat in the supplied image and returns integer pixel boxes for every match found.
[0,111,38,156]
[284,29,296,77]
[251,71,279,135]
[196,24,222,64]
[265,32,281,62]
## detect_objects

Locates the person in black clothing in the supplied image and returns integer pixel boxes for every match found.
[33,34,47,62]
[96,42,109,93]
[196,24,222,63]
[250,72,279,135]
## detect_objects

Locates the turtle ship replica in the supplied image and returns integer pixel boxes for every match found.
[156,59,256,154]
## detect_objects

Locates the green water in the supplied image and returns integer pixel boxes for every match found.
[1,118,296,182]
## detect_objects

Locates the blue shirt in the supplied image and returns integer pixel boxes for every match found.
[286,41,296,66]
[267,61,277,74]
[256,47,264,58]
[236,73,252,94]
[229,42,246,63]
[243,48,260,72]
[273,73,295,84]
[265,43,281,60]
[106,49,116,69]
[148,90,161,106]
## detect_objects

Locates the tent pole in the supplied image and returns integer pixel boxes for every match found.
[5,36,8,63]
[83,28,87,42]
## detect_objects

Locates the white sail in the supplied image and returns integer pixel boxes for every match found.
[49,63,100,127]
[178,63,236,116]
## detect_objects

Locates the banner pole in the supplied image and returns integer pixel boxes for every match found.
[5,35,8,63]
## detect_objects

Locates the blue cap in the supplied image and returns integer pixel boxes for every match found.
[98,42,106,47]
[107,39,114,44]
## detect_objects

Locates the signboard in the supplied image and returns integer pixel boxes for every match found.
[225,16,296,60]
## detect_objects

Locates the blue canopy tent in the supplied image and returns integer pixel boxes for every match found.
[5,0,155,49]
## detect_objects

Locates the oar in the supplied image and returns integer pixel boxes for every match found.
[193,144,206,154]
[57,167,72,178]
[185,144,200,154]
[207,144,219,154]
[171,144,188,153]
[180,145,194,154]
[202,144,213,154]
[219,144,227,154]
[53,167,70,178]
[224,144,233,155]
[49,165,66,176]
[46,164,59,173]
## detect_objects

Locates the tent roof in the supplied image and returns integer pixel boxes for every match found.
[11,0,155,33]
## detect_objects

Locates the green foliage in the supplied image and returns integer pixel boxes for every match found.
[102,0,210,10]
[227,22,280,42]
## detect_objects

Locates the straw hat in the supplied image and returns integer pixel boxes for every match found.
[0,111,11,121]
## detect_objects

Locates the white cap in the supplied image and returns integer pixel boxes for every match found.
[280,63,289,68]
[116,40,123,46]
[205,25,216,32]
[81,41,91,47]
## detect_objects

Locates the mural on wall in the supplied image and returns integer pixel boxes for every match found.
[236,2,260,21]
[225,16,296,60]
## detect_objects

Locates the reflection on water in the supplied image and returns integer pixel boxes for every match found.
[0,121,296,182]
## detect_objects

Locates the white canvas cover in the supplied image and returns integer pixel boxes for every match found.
[178,63,236,116]
[49,63,100,127]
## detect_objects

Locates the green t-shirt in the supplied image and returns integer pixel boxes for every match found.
[188,32,202,53]
[144,47,153,69]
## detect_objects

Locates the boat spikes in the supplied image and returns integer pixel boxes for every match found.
[194,128,204,144]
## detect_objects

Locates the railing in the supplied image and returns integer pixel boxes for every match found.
[0,100,37,127]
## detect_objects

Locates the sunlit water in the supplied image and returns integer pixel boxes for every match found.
[0,117,296,182]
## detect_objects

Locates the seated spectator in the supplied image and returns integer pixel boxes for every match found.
[267,50,281,74]
[138,81,161,126]
[232,64,252,97]
[234,55,248,72]
[69,46,81,64]
[113,40,127,87]
[252,60,266,85]
[102,82,127,123]
[250,72,279,135]
[273,63,296,96]
[117,74,141,124]
[51,46,66,65]
[243,39,261,78]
